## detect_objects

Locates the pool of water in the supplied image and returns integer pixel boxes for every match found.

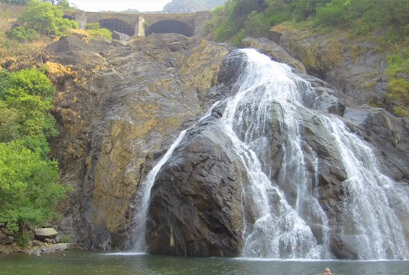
[0,251,408,275]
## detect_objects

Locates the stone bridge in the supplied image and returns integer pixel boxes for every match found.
[64,10,211,37]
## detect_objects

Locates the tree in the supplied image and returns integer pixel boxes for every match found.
[0,67,68,247]
[17,0,77,35]
[0,69,58,158]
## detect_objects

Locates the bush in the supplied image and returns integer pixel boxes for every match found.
[0,0,29,4]
[88,28,112,40]
[6,68,56,98]
[242,11,270,38]
[17,0,78,36]
[85,22,101,30]
[388,78,409,105]
[84,22,112,40]
[394,106,409,117]
[6,26,39,42]
[0,68,69,237]
[0,69,58,157]
[291,0,331,21]
[313,0,351,28]
[0,141,67,233]
[16,230,30,248]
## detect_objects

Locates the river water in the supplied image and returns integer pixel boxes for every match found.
[0,251,408,275]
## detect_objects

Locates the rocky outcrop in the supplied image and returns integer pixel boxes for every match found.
[241,37,306,73]
[46,34,230,250]
[147,118,248,257]
[272,26,389,107]
[0,242,78,256]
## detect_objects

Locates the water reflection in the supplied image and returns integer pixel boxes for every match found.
[0,251,408,275]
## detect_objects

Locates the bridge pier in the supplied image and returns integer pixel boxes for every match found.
[135,16,145,37]
[193,11,211,37]
[74,10,87,29]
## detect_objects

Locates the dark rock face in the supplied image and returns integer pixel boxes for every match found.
[147,119,247,256]
[145,51,249,257]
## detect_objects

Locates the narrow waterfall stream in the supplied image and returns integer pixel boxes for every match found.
[133,49,409,260]
[134,103,219,251]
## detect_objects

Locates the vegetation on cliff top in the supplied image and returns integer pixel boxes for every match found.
[0,68,70,247]
[0,0,111,61]
[204,0,409,117]
[163,0,228,13]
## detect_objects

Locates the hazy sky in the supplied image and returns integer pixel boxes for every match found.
[69,0,173,12]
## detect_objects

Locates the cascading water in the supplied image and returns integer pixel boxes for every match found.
[220,49,330,259]
[133,48,409,260]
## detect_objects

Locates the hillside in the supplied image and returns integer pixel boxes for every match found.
[163,0,227,13]
[203,0,409,118]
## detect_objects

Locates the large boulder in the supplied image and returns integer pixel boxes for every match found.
[35,228,58,241]
[147,118,248,257]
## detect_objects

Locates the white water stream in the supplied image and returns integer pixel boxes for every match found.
[133,49,409,259]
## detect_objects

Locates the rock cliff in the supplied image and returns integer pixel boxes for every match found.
[47,34,229,250]
[46,33,409,258]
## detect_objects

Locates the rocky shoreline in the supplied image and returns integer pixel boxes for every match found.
[0,226,80,256]
[0,242,80,256]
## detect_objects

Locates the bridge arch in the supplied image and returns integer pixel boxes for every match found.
[63,15,74,21]
[146,20,194,37]
[98,19,134,36]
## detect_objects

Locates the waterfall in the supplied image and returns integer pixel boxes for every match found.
[133,48,409,260]
[134,129,187,251]
[220,49,409,259]
[221,49,329,258]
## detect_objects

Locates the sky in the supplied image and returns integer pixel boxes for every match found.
[68,0,173,12]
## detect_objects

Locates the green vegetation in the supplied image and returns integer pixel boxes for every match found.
[6,26,39,42]
[0,0,77,60]
[85,22,112,40]
[0,0,29,4]
[205,0,409,116]
[0,0,69,5]
[17,0,77,36]
[163,0,228,13]
[0,68,70,245]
